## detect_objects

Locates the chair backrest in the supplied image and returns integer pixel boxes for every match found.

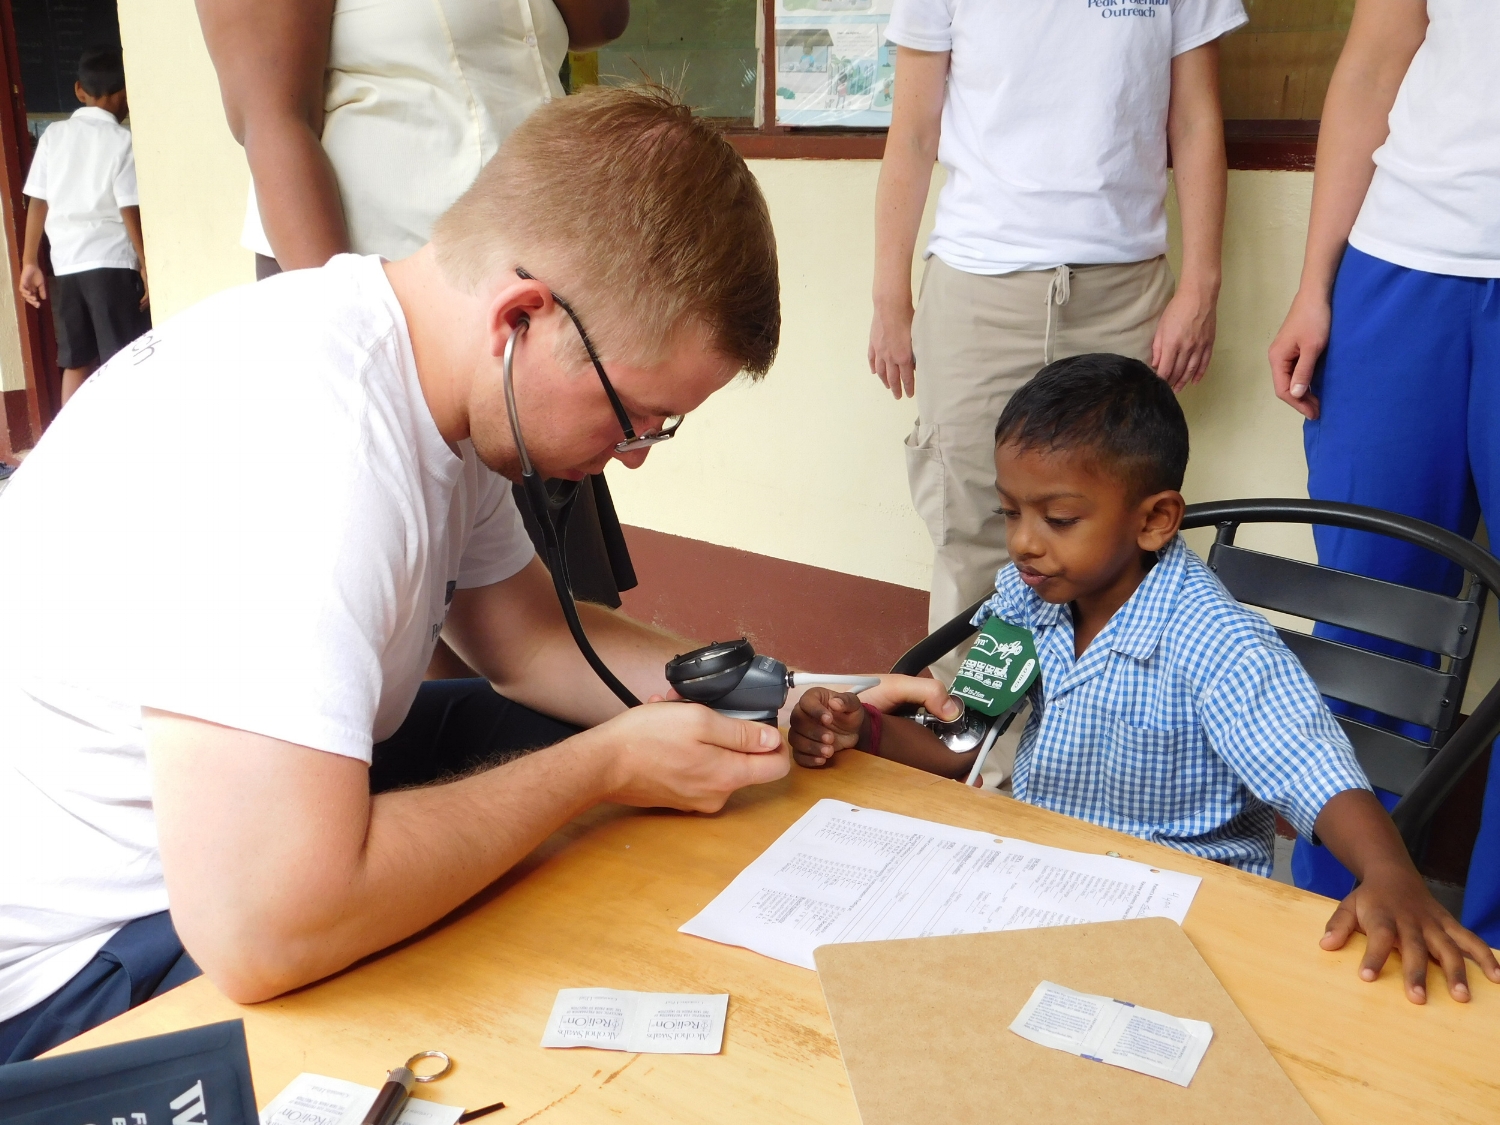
[1198,524,1482,796]
[890,499,1500,847]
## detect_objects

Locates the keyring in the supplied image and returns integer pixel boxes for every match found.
[405,1051,452,1082]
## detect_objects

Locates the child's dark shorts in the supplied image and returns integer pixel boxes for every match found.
[50,266,151,368]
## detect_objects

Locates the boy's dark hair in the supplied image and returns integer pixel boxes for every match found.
[78,47,125,98]
[994,353,1189,496]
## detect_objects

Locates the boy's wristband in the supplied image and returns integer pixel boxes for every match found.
[860,703,884,756]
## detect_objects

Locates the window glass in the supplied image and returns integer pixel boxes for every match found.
[593,0,759,120]
[1220,0,1355,120]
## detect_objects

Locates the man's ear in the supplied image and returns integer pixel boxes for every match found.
[1136,489,1185,552]
[484,275,552,359]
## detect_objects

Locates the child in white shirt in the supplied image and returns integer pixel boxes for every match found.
[19,47,149,404]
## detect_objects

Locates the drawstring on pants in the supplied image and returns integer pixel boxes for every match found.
[1043,265,1072,365]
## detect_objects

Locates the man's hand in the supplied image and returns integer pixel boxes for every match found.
[1268,290,1329,420]
[869,298,917,400]
[1150,285,1217,391]
[18,263,46,308]
[1313,788,1500,1003]
[597,701,788,812]
[138,264,150,311]
[1320,861,1500,1004]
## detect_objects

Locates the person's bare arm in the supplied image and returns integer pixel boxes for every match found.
[869,46,947,401]
[18,197,47,308]
[1268,0,1427,419]
[1313,788,1500,1004]
[552,0,629,51]
[121,205,148,310]
[148,702,786,1003]
[196,0,349,269]
[1152,42,1226,391]
[790,681,973,779]
[440,556,692,729]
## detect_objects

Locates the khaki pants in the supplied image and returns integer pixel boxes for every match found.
[907,254,1174,684]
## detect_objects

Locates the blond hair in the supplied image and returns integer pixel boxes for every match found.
[432,85,780,377]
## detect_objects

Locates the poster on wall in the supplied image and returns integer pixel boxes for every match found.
[774,0,894,127]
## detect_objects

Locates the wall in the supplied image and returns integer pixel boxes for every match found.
[117,0,254,322]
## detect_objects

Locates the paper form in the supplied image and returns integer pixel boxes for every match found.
[540,989,729,1054]
[1009,981,1213,1087]
[259,1073,463,1125]
[679,799,1201,969]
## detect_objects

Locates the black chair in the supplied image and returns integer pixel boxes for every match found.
[890,498,1500,854]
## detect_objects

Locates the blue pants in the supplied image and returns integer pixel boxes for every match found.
[0,680,577,1062]
[1298,244,1500,946]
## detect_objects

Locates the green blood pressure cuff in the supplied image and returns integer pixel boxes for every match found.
[949,617,1040,717]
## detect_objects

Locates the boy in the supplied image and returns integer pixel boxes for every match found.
[793,354,1500,1004]
[18,46,149,405]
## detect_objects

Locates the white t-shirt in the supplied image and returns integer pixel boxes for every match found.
[21,106,140,275]
[1348,0,1500,279]
[241,0,568,259]
[886,0,1247,276]
[0,254,534,1021]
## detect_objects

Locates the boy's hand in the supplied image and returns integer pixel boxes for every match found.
[1320,861,1500,1004]
[790,688,866,769]
[18,263,46,308]
[138,265,150,311]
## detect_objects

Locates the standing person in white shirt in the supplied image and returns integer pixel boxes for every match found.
[17,47,150,405]
[1266,0,1500,945]
[871,0,1244,676]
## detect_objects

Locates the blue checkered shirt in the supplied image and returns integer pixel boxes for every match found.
[973,536,1371,875]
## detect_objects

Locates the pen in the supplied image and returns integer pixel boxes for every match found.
[361,1065,417,1125]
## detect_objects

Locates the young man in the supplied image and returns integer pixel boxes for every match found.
[793,354,1500,1005]
[1,86,930,1062]
[18,47,150,404]
[872,0,1244,678]
[1267,1,1500,944]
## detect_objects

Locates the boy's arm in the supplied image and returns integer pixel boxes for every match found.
[19,197,47,308]
[121,205,148,310]
[790,681,976,779]
[1153,41,1226,392]
[196,0,349,269]
[1313,789,1500,1004]
[1268,0,1427,419]
[869,46,947,401]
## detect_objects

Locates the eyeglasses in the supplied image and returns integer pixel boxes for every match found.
[516,268,683,453]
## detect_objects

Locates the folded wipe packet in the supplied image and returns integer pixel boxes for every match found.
[540,989,729,1054]
[1009,981,1213,1088]
[259,1073,462,1125]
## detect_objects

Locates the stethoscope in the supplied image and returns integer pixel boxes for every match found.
[502,318,641,707]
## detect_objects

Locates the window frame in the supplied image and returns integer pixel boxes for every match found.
[720,0,1318,170]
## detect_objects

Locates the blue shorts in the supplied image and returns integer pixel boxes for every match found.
[1299,244,1500,944]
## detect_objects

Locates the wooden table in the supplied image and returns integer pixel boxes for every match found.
[63,752,1500,1124]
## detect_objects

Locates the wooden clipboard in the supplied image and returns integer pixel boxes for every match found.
[814,917,1320,1124]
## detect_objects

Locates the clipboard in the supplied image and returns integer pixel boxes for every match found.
[814,917,1320,1124]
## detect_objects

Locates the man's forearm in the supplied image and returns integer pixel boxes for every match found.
[149,711,617,1003]
[871,48,943,310]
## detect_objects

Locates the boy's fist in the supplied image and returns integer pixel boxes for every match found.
[790,688,866,769]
